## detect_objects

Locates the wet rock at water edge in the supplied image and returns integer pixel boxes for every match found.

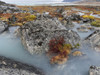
[85,30,100,52]
[0,20,8,33]
[0,56,44,75]
[36,12,52,20]
[77,26,88,33]
[89,66,100,75]
[70,13,81,21]
[19,15,80,55]
[72,51,83,56]
[61,17,74,29]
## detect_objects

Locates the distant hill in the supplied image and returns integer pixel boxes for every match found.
[63,0,81,2]
[82,0,100,2]
[0,1,16,7]
[0,1,6,5]
[63,0,100,2]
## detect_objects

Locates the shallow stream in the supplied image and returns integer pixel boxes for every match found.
[0,25,100,75]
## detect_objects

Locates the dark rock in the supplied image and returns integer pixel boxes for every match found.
[70,13,81,21]
[36,13,52,20]
[61,17,74,29]
[0,1,21,14]
[56,7,64,14]
[89,66,100,75]
[28,7,37,14]
[0,56,44,75]
[8,15,17,24]
[0,20,8,33]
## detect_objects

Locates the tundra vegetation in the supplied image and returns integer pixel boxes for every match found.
[0,5,100,65]
[47,36,80,64]
[91,20,100,27]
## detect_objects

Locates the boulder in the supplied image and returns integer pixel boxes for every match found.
[19,16,80,55]
[70,13,81,21]
[0,56,44,75]
[61,17,74,29]
[56,7,64,14]
[89,66,100,75]
[36,13,52,20]
[85,30,100,51]
[0,1,21,14]
[0,20,8,33]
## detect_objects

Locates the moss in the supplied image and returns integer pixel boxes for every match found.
[25,15,36,21]
[74,43,80,49]
[11,23,23,26]
[82,15,94,20]
[0,17,8,21]
[91,20,100,27]
[88,16,94,20]
[82,15,89,18]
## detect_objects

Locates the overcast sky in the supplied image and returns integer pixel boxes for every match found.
[1,0,64,5]
[1,0,63,2]
[1,0,80,5]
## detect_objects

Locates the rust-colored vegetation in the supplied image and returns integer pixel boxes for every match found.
[0,13,36,26]
[47,36,72,64]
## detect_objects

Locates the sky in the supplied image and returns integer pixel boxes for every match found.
[1,0,81,5]
[1,0,64,3]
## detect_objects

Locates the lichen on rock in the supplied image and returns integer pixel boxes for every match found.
[72,51,83,56]
[19,14,80,55]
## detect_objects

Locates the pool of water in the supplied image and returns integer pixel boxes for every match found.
[0,26,100,75]
[73,22,94,39]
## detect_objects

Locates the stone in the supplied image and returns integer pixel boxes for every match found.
[0,1,21,14]
[77,26,88,32]
[19,16,80,55]
[89,66,100,75]
[0,56,44,75]
[0,20,8,33]
[70,13,81,21]
[56,7,64,14]
[61,17,74,29]
[8,15,17,24]
[85,30,100,51]
[72,51,83,56]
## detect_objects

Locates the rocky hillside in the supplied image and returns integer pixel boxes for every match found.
[0,1,21,14]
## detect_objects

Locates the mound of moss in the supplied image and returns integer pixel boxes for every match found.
[91,20,100,27]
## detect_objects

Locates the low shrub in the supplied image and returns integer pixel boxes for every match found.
[91,20,100,27]
[47,36,72,64]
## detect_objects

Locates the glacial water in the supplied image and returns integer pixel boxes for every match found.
[0,25,100,75]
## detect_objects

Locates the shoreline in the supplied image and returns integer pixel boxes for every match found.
[0,55,45,75]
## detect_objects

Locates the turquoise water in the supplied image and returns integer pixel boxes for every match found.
[0,26,100,75]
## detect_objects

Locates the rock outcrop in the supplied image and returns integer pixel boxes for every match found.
[0,1,21,14]
[85,30,100,45]
[85,30,100,51]
[0,56,44,75]
[61,17,74,29]
[89,66,100,75]
[19,15,80,55]
[0,20,8,33]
